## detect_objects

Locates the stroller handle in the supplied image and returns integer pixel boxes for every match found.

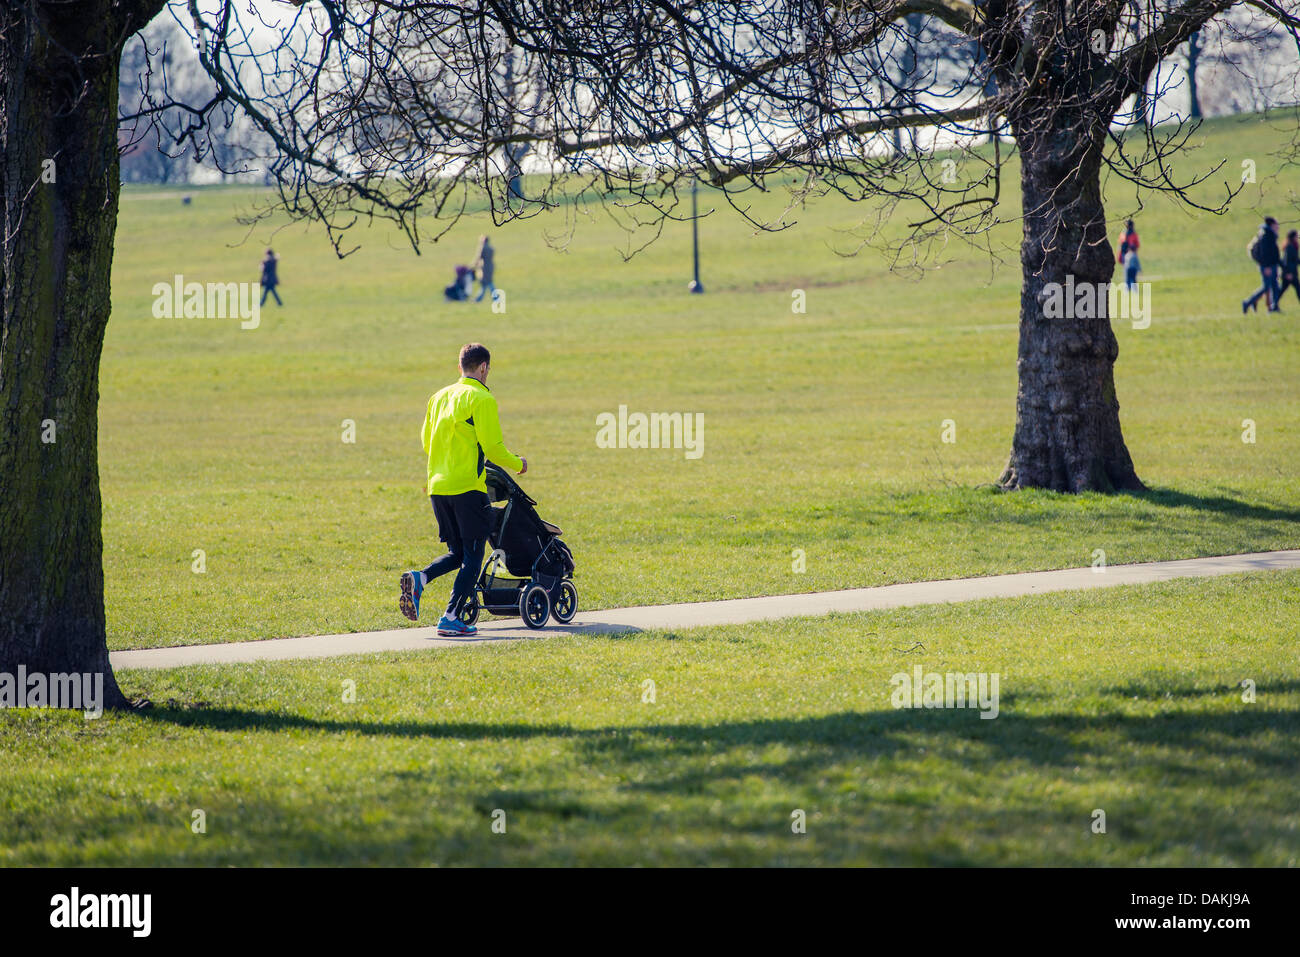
[484,460,535,505]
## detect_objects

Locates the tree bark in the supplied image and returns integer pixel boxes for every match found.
[999,124,1145,493]
[1,2,162,708]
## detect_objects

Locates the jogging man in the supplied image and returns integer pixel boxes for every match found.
[400,343,527,636]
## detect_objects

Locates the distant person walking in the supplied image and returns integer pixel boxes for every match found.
[260,248,282,306]
[1277,229,1300,306]
[1117,219,1140,264]
[473,235,496,303]
[1243,216,1281,313]
[1123,247,1141,291]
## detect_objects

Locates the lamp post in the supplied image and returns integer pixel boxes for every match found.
[688,175,704,293]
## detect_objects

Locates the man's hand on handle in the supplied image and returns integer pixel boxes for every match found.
[519,456,528,475]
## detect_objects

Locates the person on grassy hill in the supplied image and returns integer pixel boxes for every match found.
[260,248,282,306]
[1278,229,1300,307]
[399,342,528,637]
[1243,216,1282,314]
[1117,219,1139,264]
[473,235,496,303]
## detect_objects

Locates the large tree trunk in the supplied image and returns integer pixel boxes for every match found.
[0,2,159,709]
[999,125,1144,493]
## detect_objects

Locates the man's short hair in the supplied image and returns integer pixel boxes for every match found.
[460,342,491,371]
[1265,216,1278,226]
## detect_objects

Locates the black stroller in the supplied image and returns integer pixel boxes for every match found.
[444,265,474,301]
[458,462,577,629]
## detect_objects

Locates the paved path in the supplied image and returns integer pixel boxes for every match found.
[110,550,1300,671]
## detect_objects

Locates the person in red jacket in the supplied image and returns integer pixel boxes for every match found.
[1117,220,1139,264]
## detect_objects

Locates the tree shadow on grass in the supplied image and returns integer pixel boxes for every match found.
[137,697,1300,782]
[123,700,1300,865]
[829,484,1300,532]
[1100,678,1300,700]
[1123,487,1300,524]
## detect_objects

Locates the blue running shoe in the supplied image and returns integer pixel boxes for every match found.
[436,615,477,637]
[399,571,422,622]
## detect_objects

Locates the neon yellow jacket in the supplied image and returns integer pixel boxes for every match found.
[422,377,523,495]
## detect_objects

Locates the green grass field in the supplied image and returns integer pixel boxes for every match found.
[102,111,1298,649]
[4,572,1296,866]
[1,113,1296,868]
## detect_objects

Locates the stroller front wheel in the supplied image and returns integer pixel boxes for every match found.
[458,594,480,627]
[551,581,578,624]
[520,583,550,629]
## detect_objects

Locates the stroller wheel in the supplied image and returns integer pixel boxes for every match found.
[458,594,480,627]
[551,581,578,624]
[520,583,551,629]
